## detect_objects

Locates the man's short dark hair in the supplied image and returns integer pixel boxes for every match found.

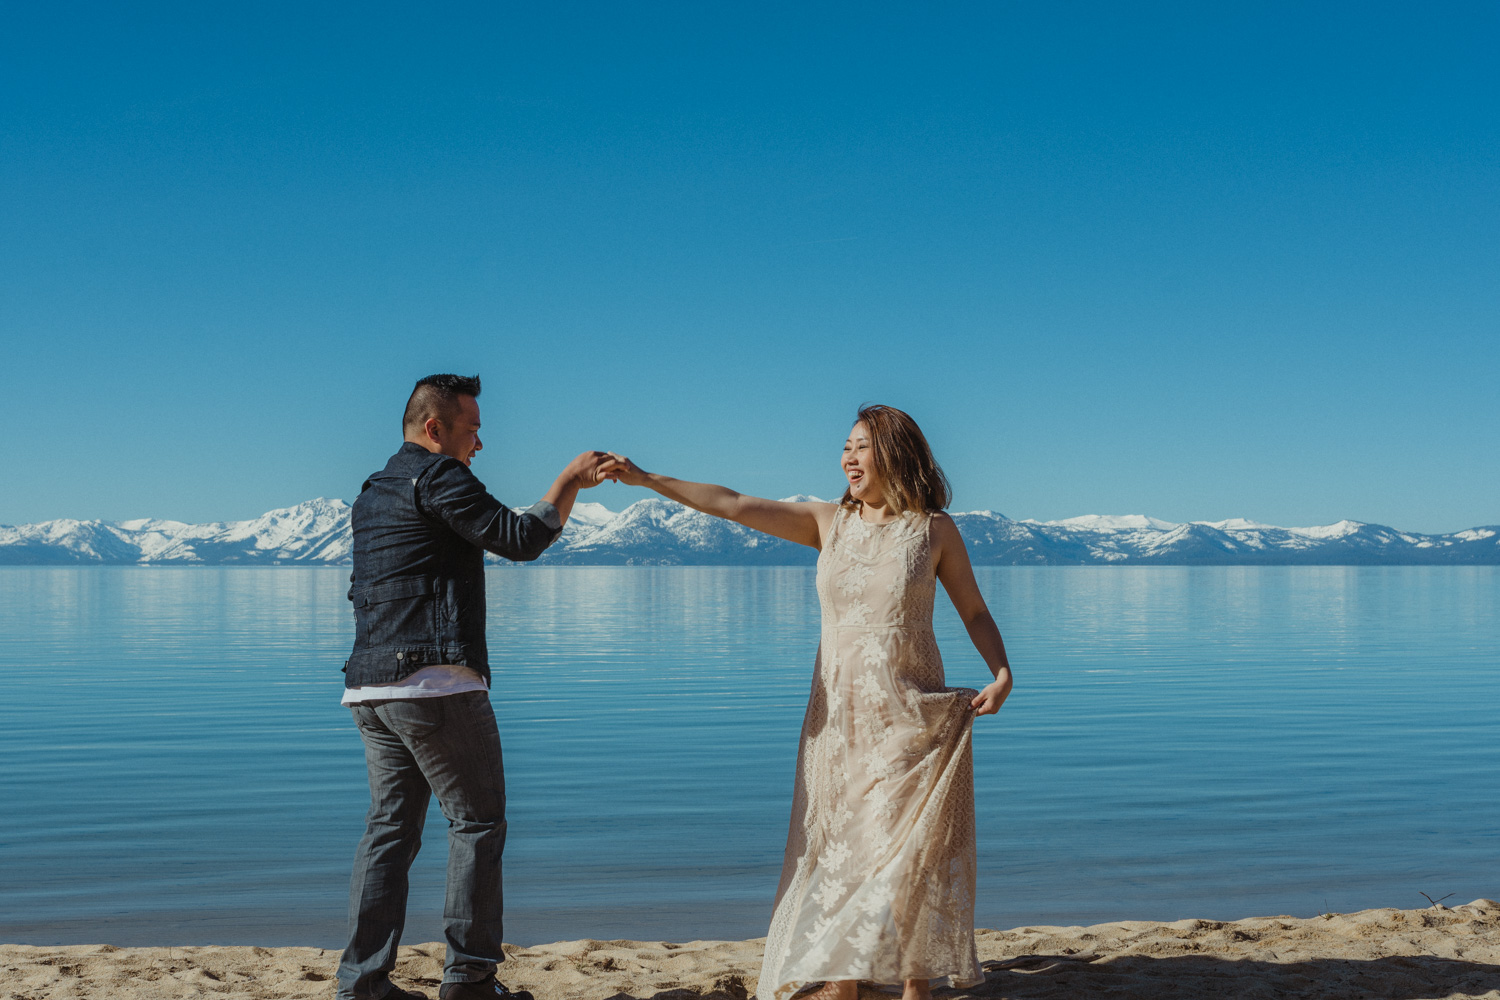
[403,373,482,433]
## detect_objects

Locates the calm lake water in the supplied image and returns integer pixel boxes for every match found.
[1,566,1496,947]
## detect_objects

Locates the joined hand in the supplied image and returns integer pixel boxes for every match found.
[597,453,648,487]
[567,451,614,489]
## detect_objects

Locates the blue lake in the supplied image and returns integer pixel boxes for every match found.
[1,565,1496,947]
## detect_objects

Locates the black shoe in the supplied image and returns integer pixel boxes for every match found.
[382,986,430,1000]
[439,977,534,1000]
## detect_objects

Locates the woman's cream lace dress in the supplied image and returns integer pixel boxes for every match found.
[758,506,983,1000]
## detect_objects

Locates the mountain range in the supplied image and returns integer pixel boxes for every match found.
[2,498,1496,566]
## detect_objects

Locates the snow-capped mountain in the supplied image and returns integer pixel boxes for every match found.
[0,498,354,565]
[541,497,813,564]
[1,498,1495,566]
[949,512,1500,565]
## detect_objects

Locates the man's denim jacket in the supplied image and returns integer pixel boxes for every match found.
[344,442,562,687]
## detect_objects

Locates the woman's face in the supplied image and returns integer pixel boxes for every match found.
[842,421,884,504]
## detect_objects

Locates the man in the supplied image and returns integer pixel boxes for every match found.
[337,373,607,1000]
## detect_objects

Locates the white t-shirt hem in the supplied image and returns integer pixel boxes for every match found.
[341,664,489,705]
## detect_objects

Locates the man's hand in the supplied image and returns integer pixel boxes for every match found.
[564,451,612,489]
[598,453,649,487]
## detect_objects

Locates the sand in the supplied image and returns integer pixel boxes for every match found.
[5,900,1499,1000]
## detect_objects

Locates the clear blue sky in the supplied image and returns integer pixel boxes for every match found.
[2,3,1495,532]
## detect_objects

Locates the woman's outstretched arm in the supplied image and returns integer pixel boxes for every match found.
[599,454,837,549]
[931,513,1014,716]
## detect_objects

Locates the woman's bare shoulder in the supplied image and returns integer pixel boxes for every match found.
[928,509,960,532]
[926,509,967,552]
[804,499,843,527]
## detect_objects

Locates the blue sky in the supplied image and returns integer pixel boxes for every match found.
[2,3,1495,533]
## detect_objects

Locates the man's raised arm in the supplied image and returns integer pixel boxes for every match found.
[418,451,608,562]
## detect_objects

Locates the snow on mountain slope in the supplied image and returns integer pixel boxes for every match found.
[1038,514,1182,532]
[566,501,617,531]
[535,497,814,565]
[2,499,1496,566]
[0,518,144,564]
[0,499,354,565]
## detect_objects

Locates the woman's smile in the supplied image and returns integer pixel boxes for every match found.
[842,420,879,499]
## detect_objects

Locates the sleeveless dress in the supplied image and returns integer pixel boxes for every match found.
[758,507,984,1000]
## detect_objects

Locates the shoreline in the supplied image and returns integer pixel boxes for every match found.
[6,900,1498,1000]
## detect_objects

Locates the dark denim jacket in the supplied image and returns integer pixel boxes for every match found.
[344,442,562,687]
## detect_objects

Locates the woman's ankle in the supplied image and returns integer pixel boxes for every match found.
[901,979,932,1000]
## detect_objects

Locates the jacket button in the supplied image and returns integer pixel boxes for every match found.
[396,651,404,660]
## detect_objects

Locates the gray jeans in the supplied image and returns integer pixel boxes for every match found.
[337,691,507,1000]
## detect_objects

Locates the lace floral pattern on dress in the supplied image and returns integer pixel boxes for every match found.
[758,507,982,1000]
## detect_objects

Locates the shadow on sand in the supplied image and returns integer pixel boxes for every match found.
[604,955,1500,1000]
[963,953,1500,999]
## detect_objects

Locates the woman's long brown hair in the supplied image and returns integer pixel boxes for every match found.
[839,404,951,513]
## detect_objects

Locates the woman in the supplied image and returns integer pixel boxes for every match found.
[601,404,1012,1000]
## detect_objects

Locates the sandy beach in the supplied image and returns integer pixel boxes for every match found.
[5,900,1498,1000]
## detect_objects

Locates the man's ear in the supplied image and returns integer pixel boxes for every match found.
[423,417,444,444]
